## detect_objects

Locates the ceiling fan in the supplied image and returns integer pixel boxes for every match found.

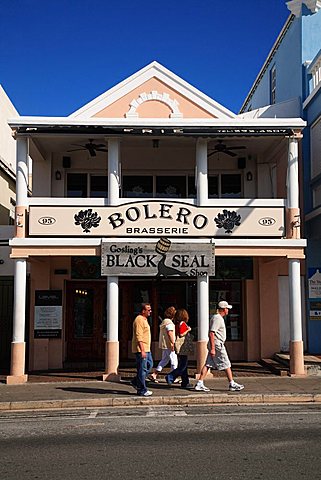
[67,139,108,157]
[208,140,246,157]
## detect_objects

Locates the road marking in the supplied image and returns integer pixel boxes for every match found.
[88,410,98,418]
[146,407,187,417]
[1,409,321,423]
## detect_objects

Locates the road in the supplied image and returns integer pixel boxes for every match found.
[1,404,321,479]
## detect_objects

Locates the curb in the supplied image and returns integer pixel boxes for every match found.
[1,393,321,411]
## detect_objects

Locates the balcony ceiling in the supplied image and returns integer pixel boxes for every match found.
[28,132,287,161]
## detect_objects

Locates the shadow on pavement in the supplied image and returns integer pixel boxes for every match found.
[56,387,133,396]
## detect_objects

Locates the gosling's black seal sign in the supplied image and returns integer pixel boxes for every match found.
[101,239,215,277]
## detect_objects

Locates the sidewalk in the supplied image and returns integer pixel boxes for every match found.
[1,374,321,411]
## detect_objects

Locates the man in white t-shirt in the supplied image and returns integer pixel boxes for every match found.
[195,300,244,392]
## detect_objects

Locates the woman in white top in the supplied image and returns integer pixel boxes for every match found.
[149,306,178,382]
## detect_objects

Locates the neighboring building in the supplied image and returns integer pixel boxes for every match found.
[6,61,306,384]
[240,0,321,354]
[0,85,17,372]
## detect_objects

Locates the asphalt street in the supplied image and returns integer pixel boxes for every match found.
[1,404,321,480]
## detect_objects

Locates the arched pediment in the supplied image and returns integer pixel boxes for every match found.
[125,91,182,118]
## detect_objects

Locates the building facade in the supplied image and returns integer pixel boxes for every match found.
[240,0,321,354]
[0,85,19,373]
[6,62,306,383]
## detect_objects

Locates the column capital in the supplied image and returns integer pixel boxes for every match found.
[288,130,303,140]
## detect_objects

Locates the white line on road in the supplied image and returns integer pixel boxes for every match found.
[146,406,188,417]
[0,409,320,423]
[88,410,98,418]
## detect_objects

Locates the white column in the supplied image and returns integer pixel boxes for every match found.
[107,276,119,342]
[7,136,29,383]
[286,135,301,239]
[104,139,120,380]
[103,276,120,381]
[289,259,302,341]
[16,137,29,206]
[15,137,29,238]
[288,259,305,375]
[108,138,120,205]
[198,276,209,341]
[196,138,210,373]
[6,259,28,384]
[12,259,27,342]
[287,136,299,209]
[196,138,208,206]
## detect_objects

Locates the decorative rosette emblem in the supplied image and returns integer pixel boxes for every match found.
[74,209,101,233]
[214,210,241,234]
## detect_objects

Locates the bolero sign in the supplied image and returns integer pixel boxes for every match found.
[29,201,284,237]
[101,239,215,277]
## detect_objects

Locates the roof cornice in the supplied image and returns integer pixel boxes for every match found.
[68,61,236,120]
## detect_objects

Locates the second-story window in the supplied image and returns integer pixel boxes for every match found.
[270,65,276,105]
[66,173,108,197]
[221,174,242,197]
[67,173,87,197]
[156,176,186,197]
[122,176,153,198]
[90,175,108,197]
[209,174,241,198]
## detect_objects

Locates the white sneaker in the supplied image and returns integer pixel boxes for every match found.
[195,383,210,392]
[229,381,244,392]
[141,390,153,397]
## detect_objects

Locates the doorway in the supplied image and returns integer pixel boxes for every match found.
[119,279,196,361]
[66,281,106,362]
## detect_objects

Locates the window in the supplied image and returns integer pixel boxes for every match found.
[208,175,219,198]
[188,176,196,198]
[209,173,241,198]
[67,173,87,197]
[221,174,241,198]
[90,175,108,197]
[122,176,153,198]
[313,184,321,208]
[156,176,186,197]
[209,279,243,341]
[311,118,321,179]
[270,65,276,105]
[67,173,108,198]
[122,175,195,198]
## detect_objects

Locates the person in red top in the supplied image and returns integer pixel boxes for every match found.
[165,308,193,389]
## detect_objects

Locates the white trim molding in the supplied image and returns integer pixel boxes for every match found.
[67,61,236,120]
[125,91,183,118]
[287,0,321,16]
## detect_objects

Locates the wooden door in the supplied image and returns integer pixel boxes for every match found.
[66,281,106,362]
[118,279,189,361]
[0,277,14,373]
[119,281,154,361]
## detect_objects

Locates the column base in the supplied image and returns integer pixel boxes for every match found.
[103,340,120,382]
[289,340,306,376]
[6,374,28,385]
[102,372,121,382]
[195,340,208,377]
[9,341,26,377]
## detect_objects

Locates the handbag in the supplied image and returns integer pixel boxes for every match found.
[175,332,195,356]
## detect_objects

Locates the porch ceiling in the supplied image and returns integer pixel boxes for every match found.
[25,130,287,160]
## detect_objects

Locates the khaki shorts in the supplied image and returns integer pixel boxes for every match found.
[205,342,231,371]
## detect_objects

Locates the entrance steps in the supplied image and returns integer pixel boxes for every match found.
[274,353,321,376]
[259,357,289,376]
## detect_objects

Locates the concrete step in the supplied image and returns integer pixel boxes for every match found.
[260,358,288,376]
[274,353,321,376]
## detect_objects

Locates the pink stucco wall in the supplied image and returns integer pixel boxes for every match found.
[93,77,215,118]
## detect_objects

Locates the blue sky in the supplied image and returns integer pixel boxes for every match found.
[0,0,290,116]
